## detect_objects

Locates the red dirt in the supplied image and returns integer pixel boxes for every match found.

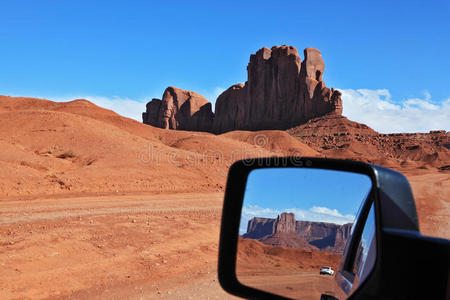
[0,192,239,299]
[237,238,341,300]
[0,95,318,199]
[237,238,341,274]
[0,95,448,299]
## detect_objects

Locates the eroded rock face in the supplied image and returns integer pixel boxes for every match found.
[143,45,342,133]
[245,217,277,239]
[142,98,163,126]
[212,46,342,133]
[243,213,352,253]
[275,212,296,233]
[142,87,213,132]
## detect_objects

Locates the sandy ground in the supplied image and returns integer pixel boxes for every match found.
[0,192,238,299]
[238,272,335,300]
[407,172,450,238]
[0,96,448,299]
[1,172,448,300]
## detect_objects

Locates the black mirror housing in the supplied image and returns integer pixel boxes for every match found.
[218,157,449,300]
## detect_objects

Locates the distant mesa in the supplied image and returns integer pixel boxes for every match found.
[142,45,342,133]
[244,212,352,253]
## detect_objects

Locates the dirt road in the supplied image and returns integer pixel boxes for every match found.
[238,272,336,300]
[1,170,447,299]
[0,192,238,299]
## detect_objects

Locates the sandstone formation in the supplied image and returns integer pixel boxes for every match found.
[213,46,342,133]
[245,216,278,239]
[142,87,213,131]
[244,212,297,238]
[287,114,450,168]
[143,45,342,133]
[275,212,296,233]
[297,220,352,253]
[243,212,352,253]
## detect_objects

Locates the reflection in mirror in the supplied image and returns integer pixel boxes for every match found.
[236,168,373,300]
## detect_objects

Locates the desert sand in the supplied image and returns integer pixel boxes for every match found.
[238,273,335,300]
[236,238,341,299]
[0,192,240,299]
[0,95,448,299]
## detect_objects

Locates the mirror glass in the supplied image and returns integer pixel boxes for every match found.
[352,203,376,288]
[236,168,373,300]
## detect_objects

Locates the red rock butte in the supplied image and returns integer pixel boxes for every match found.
[142,87,214,131]
[142,45,342,133]
[243,212,352,253]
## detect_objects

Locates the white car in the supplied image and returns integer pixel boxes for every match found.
[320,266,334,276]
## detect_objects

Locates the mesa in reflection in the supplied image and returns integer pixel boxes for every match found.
[237,212,351,300]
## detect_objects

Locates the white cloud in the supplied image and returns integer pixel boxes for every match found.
[242,205,281,218]
[85,96,147,121]
[48,95,149,122]
[50,87,227,120]
[310,206,343,217]
[199,87,226,109]
[340,89,450,133]
[286,207,355,225]
[239,204,354,235]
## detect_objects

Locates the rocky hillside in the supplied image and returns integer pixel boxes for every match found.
[1,95,448,239]
[0,95,321,198]
[287,114,450,169]
[143,45,342,133]
[237,238,342,274]
[243,212,352,253]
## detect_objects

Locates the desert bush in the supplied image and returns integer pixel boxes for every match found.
[57,150,76,159]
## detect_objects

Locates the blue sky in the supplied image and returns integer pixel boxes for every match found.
[1,0,449,132]
[239,168,372,234]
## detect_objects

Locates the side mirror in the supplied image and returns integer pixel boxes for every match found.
[218,157,449,300]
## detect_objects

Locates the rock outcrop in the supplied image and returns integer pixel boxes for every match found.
[287,114,450,168]
[212,46,342,133]
[245,216,278,239]
[143,45,342,133]
[259,232,318,250]
[243,212,352,253]
[296,220,352,253]
[142,87,214,131]
[275,212,296,233]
